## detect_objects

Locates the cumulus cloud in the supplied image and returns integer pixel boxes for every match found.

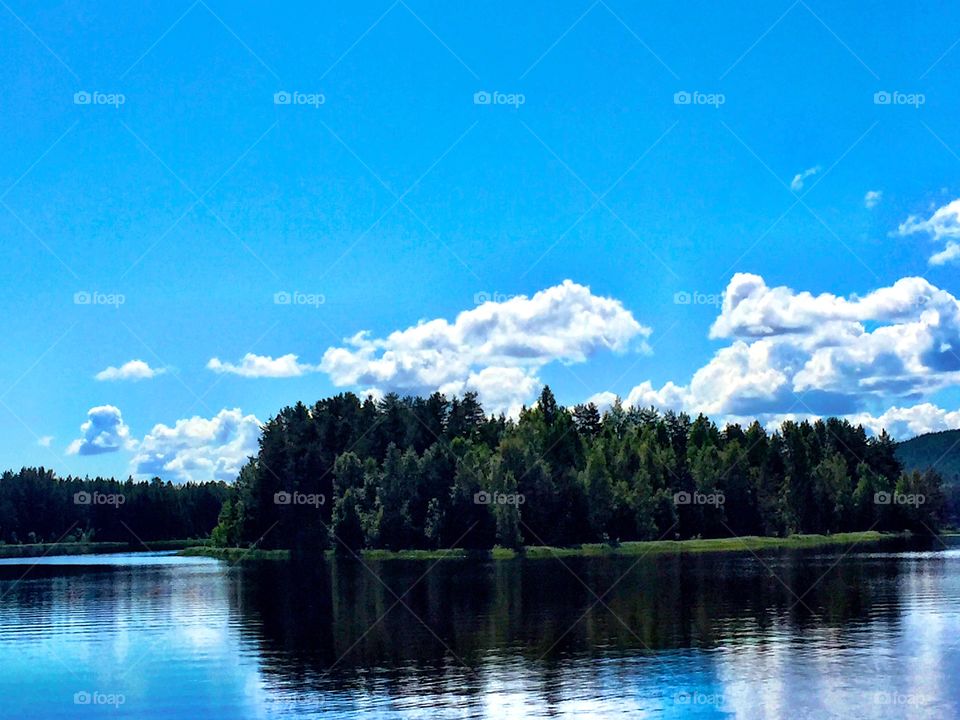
[584,391,620,414]
[207,353,318,378]
[696,405,960,440]
[438,367,541,419]
[687,339,798,415]
[67,405,134,456]
[95,359,165,381]
[319,280,648,414]
[864,190,882,209]
[38,436,53,448]
[847,403,960,439]
[709,273,945,339]
[623,380,690,412]
[733,403,960,440]
[132,408,261,483]
[586,382,690,415]
[597,273,960,436]
[790,166,820,192]
[898,198,960,265]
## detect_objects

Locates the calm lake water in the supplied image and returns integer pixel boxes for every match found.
[1,538,959,719]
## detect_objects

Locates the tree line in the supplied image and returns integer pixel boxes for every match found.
[212,387,949,553]
[0,468,230,544]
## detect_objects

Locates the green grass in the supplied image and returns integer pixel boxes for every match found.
[182,531,903,563]
[513,531,898,559]
[180,546,474,562]
[138,539,210,550]
[179,546,290,561]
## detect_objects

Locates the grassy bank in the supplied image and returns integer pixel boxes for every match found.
[0,541,129,558]
[513,531,898,559]
[181,531,904,563]
[179,546,290,561]
[0,539,208,559]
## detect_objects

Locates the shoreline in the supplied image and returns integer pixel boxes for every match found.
[0,539,207,559]
[179,530,909,563]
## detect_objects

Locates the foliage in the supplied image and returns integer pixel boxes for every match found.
[895,429,960,483]
[0,468,230,544]
[214,388,946,551]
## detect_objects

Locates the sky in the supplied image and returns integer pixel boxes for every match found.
[2,0,960,483]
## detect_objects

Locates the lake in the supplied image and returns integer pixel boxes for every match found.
[1,537,958,719]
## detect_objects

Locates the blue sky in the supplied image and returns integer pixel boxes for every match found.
[3,0,960,482]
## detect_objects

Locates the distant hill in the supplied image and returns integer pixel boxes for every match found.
[896,430,960,484]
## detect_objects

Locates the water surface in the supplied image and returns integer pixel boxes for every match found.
[1,538,958,719]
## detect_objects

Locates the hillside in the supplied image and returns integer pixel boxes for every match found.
[896,430,960,484]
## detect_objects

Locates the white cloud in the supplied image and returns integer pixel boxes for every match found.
[847,403,960,440]
[65,405,261,482]
[691,404,960,440]
[898,198,960,265]
[790,165,820,192]
[732,403,960,440]
[623,380,690,412]
[710,272,945,339]
[319,280,648,414]
[585,391,620,414]
[586,383,690,416]
[439,367,542,418]
[67,405,134,456]
[687,339,796,415]
[95,359,165,381]
[864,190,882,209]
[132,408,262,483]
[207,353,318,378]
[599,274,960,431]
[37,435,53,448]
[899,198,960,240]
[930,243,960,266]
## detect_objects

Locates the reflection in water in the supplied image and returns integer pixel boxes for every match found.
[0,539,958,718]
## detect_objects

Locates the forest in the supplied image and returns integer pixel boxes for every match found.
[0,387,951,551]
[0,469,229,545]
[211,387,949,554]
